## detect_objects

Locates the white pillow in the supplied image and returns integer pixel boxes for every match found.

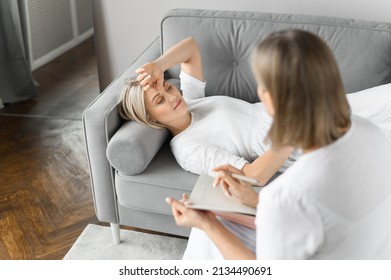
[348,83,391,142]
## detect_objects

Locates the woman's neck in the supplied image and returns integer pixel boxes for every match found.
[167,112,192,136]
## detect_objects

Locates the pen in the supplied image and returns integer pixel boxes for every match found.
[231,173,261,186]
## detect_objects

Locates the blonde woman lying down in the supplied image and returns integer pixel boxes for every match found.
[119,37,300,194]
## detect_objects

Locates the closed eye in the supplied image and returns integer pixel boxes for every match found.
[164,81,173,92]
[156,96,164,104]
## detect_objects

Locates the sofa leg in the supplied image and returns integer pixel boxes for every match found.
[110,223,121,244]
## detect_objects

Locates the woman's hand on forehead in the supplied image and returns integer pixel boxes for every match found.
[136,75,165,94]
[136,62,164,91]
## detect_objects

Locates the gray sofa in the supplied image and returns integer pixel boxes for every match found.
[83,9,391,243]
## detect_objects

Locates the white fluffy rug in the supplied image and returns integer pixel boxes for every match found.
[63,224,188,260]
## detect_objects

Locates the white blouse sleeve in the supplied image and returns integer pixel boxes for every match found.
[172,143,248,177]
[256,188,324,259]
[179,71,206,101]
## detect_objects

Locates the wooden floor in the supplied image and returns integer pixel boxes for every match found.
[0,37,106,259]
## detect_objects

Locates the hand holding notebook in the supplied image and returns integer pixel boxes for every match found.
[186,174,259,229]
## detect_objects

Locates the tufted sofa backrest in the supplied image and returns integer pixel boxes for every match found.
[161,9,391,103]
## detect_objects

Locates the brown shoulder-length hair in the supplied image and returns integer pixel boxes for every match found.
[252,29,351,150]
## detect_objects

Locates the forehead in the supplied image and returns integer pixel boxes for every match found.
[143,81,173,102]
[144,86,159,103]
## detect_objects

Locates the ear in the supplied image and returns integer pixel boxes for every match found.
[146,114,157,123]
[258,88,275,117]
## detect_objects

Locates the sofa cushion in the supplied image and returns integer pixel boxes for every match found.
[106,120,169,175]
[115,143,198,214]
[161,9,391,103]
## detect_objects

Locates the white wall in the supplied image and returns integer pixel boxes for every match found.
[92,0,391,90]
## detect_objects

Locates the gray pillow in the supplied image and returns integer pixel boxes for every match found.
[106,120,169,175]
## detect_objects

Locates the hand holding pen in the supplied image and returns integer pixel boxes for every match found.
[212,165,260,208]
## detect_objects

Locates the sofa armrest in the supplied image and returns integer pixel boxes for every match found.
[82,37,161,223]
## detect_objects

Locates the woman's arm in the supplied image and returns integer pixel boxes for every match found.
[209,147,292,208]
[211,147,293,208]
[136,37,203,88]
[166,197,256,260]
[172,143,248,177]
[173,144,291,207]
[242,146,294,186]
[156,37,203,80]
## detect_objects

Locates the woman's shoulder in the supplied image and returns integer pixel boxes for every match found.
[259,180,319,217]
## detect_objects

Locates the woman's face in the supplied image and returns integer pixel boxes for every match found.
[257,85,275,117]
[144,81,189,126]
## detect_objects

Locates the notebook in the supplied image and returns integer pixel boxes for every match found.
[187,174,257,229]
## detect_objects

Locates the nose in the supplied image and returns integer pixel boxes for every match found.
[166,93,175,102]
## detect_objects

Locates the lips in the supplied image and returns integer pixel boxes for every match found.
[174,99,182,110]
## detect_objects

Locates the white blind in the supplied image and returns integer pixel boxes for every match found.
[24,0,94,70]
[27,0,74,61]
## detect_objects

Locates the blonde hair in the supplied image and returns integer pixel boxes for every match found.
[252,29,351,149]
[118,79,165,130]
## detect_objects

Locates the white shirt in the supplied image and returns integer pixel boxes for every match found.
[171,72,296,176]
[255,115,391,259]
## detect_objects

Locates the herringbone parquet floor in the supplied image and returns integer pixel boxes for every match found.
[0,37,102,259]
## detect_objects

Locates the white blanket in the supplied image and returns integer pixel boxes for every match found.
[348,83,391,142]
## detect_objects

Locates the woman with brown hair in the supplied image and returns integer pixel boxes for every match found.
[166,29,391,259]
